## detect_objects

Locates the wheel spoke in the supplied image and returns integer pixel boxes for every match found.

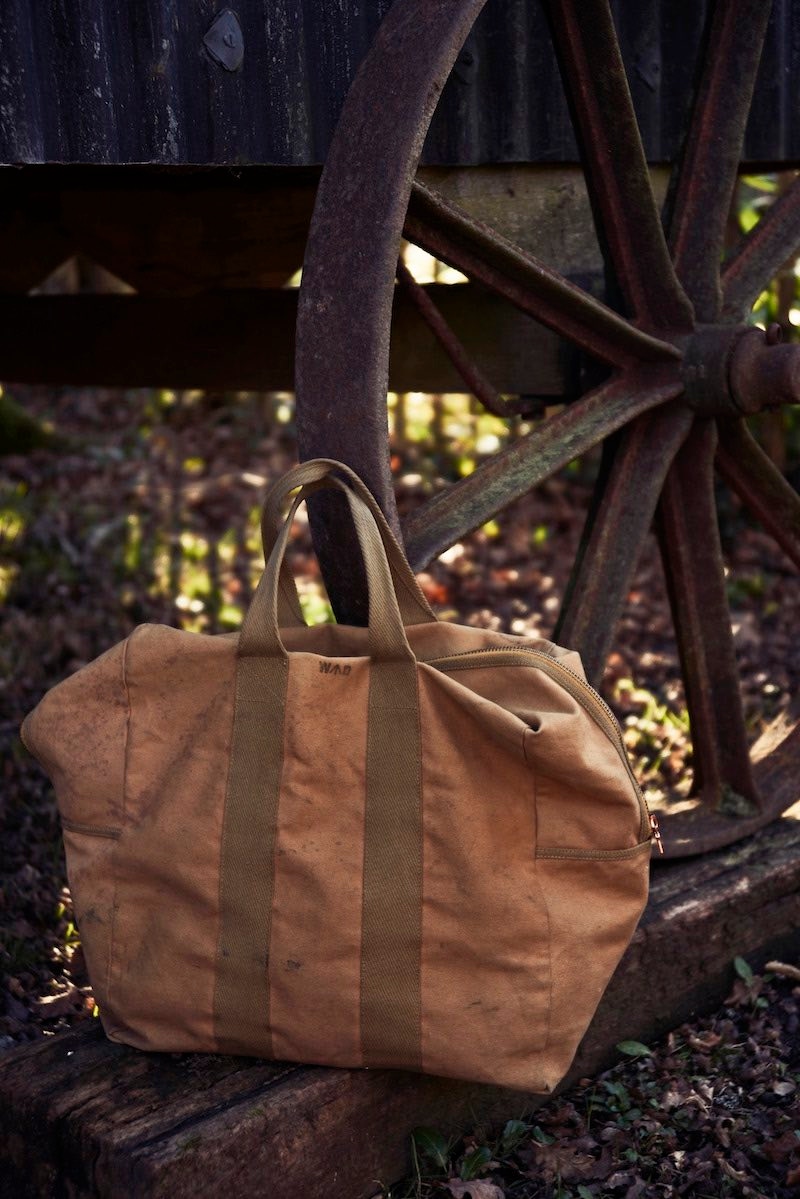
[395,259,513,418]
[721,175,800,320]
[716,418,800,568]
[657,420,760,810]
[554,406,693,685]
[402,370,683,569]
[666,0,773,321]
[543,0,693,333]
[405,183,681,368]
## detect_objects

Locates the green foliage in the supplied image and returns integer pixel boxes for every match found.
[0,932,40,973]
[726,572,766,605]
[460,1146,493,1180]
[616,1040,653,1059]
[411,1127,450,1173]
[399,1119,535,1198]
[0,389,62,455]
[498,1119,529,1155]
[734,956,754,985]
[299,588,335,626]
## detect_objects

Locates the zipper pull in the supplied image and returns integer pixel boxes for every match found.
[649,812,664,855]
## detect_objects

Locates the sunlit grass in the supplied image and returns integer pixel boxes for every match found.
[743,174,800,344]
[218,604,244,629]
[272,391,294,424]
[388,391,514,476]
[613,678,693,790]
[0,485,29,602]
[0,564,19,602]
[122,513,142,573]
[0,507,25,542]
[299,586,334,625]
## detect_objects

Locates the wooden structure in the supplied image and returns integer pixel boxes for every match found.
[1,0,800,1192]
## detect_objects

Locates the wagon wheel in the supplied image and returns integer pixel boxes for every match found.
[294,0,800,859]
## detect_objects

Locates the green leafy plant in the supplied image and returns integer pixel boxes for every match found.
[616,1039,653,1059]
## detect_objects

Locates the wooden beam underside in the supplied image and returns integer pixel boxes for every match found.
[0,289,568,395]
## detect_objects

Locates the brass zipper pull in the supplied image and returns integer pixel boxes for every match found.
[649,812,665,855]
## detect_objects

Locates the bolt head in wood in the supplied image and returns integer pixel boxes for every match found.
[204,10,244,72]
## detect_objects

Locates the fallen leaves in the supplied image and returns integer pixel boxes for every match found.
[526,1141,596,1182]
[443,1182,504,1199]
[33,981,92,1019]
[767,960,800,983]
[389,967,800,1198]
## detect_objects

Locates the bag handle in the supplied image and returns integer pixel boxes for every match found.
[262,459,436,629]
[218,465,424,1063]
[240,472,415,663]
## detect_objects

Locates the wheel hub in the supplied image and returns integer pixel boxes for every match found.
[680,322,800,417]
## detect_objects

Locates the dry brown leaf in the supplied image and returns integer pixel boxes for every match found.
[688,1031,722,1052]
[717,1154,748,1183]
[36,985,81,1018]
[762,1130,800,1164]
[765,959,800,982]
[529,1142,595,1181]
[443,1181,504,1199]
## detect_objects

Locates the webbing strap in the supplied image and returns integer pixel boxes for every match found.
[213,654,287,1056]
[261,458,437,631]
[213,460,424,1068]
[361,657,422,1068]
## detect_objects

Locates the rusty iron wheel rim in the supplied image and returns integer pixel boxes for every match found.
[294,0,800,859]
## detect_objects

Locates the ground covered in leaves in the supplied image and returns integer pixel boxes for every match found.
[381,963,800,1199]
[0,385,798,1194]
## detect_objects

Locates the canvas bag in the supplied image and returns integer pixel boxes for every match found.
[21,458,656,1093]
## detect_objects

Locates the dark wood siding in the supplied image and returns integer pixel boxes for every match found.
[1,0,798,167]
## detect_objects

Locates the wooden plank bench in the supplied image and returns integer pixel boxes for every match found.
[2,810,799,1199]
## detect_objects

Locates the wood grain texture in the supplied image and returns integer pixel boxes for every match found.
[0,166,318,294]
[0,0,798,167]
[1,812,798,1198]
[0,286,568,395]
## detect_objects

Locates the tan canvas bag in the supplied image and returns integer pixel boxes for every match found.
[21,459,656,1092]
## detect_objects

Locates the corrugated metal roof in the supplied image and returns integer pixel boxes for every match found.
[0,0,798,167]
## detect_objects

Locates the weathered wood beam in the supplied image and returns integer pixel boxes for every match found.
[1,812,798,1199]
[55,177,318,293]
[0,166,319,293]
[0,196,76,294]
[0,289,568,395]
[0,164,619,296]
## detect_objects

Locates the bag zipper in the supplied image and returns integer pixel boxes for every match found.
[423,645,662,850]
